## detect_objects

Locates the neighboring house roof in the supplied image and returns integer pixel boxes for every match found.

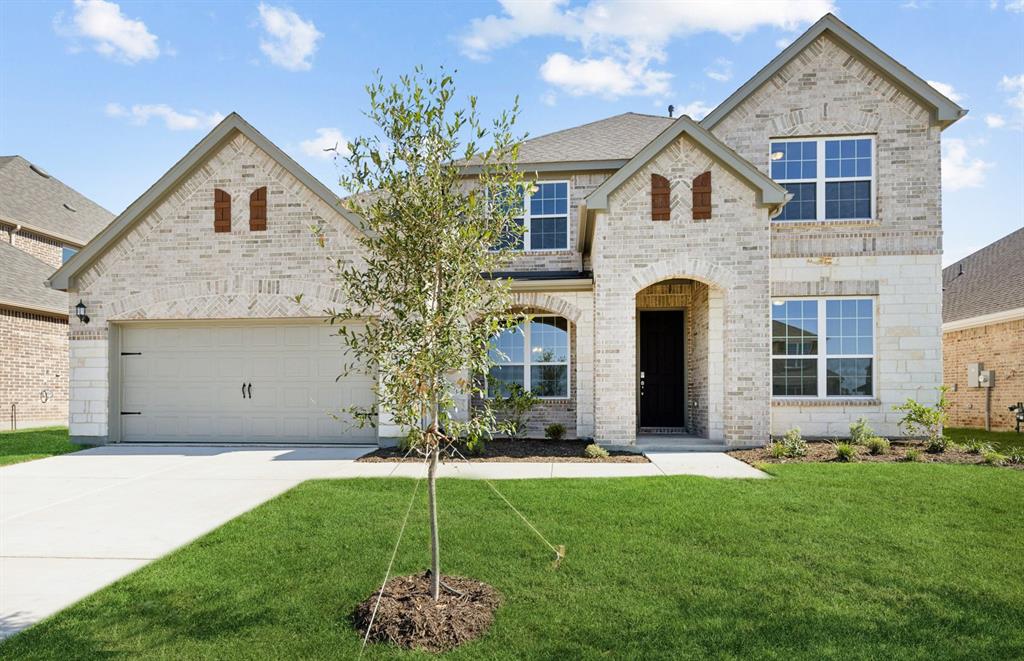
[49,112,366,292]
[460,112,675,173]
[0,155,114,246]
[701,13,967,130]
[0,240,67,315]
[942,227,1024,324]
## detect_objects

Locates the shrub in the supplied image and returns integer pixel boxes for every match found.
[866,436,890,455]
[494,383,539,439]
[768,442,787,459]
[924,435,950,454]
[893,387,948,450]
[544,423,566,441]
[1007,448,1024,465]
[849,418,874,445]
[584,443,609,459]
[963,439,995,455]
[833,442,856,462]
[904,448,922,462]
[776,427,808,458]
[983,450,1009,466]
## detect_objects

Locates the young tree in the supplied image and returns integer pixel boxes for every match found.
[320,68,527,601]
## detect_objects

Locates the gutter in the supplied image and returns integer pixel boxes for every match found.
[942,306,1024,333]
[0,217,88,248]
[0,297,68,318]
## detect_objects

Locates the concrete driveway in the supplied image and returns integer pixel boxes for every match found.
[0,444,763,637]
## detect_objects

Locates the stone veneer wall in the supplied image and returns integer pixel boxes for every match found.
[66,132,365,441]
[709,33,942,261]
[943,317,1024,431]
[0,308,69,430]
[592,133,771,446]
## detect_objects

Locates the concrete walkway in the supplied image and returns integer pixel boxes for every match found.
[0,445,764,637]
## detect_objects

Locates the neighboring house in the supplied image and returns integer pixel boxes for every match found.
[942,228,1024,431]
[1,156,113,430]
[49,14,964,447]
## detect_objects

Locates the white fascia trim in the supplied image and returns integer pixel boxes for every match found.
[942,307,1024,332]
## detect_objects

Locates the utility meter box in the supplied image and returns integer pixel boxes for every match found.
[978,370,994,388]
[967,363,981,388]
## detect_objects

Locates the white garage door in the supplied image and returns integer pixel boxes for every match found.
[119,321,376,444]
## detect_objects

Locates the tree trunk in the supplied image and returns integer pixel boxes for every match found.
[427,442,441,600]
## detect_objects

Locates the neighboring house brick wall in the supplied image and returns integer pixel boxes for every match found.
[2,223,64,269]
[592,133,771,446]
[943,318,1024,431]
[0,308,69,430]
[66,132,365,441]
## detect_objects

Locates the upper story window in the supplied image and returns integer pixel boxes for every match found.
[770,137,874,222]
[487,316,570,399]
[61,246,78,264]
[493,181,569,251]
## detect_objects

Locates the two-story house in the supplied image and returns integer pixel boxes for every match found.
[48,14,963,448]
[1,156,113,430]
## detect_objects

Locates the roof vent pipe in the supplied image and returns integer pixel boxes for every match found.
[668,105,675,118]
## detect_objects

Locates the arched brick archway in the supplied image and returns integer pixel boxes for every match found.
[510,291,583,323]
[630,255,737,294]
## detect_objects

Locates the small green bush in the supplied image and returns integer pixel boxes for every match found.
[866,436,890,455]
[833,442,856,462]
[775,427,807,458]
[963,439,994,455]
[982,450,1008,466]
[544,423,566,441]
[1007,448,1024,465]
[768,442,787,459]
[924,435,950,454]
[904,448,923,462]
[584,443,609,459]
[849,418,874,445]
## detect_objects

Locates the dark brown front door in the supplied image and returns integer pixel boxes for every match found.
[639,310,685,428]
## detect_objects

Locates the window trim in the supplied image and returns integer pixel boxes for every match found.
[771,296,876,400]
[497,180,571,252]
[487,315,572,400]
[769,136,875,223]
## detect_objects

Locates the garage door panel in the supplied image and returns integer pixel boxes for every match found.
[250,356,280,379]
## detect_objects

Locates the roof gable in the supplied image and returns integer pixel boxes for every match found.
[49,113,365,291]
[585,115,788,213]
[701,13,966,130]
[943,227,1024,323]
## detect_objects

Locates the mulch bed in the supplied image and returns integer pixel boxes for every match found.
[729,441,1024,469]
[351,572,501,653]
[358,439,649,463]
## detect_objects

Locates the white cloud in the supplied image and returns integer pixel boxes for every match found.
[705,58,733,82]
[775,37,794,49]
[540,91,558,106]
[57,0,159,63]
[926,80,963,103]
[299,128,348,159]
[460,0,832,99]
[105,103,224,131]
[985,114,1006,128]
[941,138,993,191]
[1004,0,1023,11]
[257,2,323,71]
[1000,74,1024,110]
[675,101,714,120]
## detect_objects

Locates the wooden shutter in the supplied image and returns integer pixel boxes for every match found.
[214,189,231,233]
[250,186,267,231]
[651,174,670,221]
[692,171,711,220]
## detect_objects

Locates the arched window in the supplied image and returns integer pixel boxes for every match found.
[250,186,267,231]
[488,316,570,398]
[214,189,231,233]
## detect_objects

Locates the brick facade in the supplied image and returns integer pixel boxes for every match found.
[0,308,69,430]
[3,223,66,269]
[943,318,1024,431]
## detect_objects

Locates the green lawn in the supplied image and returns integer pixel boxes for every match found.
[3,464,1022,659]
[947,427,1024,452]
[0,426,79,466]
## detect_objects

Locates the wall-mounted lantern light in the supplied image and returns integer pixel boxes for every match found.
[75,299,89,324]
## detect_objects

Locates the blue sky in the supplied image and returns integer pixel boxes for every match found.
[1,0,1021,264]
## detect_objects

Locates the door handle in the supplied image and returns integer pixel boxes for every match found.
[242,382,247,399]
[247,383,252,399]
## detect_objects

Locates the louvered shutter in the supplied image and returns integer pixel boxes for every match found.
[214,189,231,233]
[250,187,267,231]
[651,174,670,221]
[692,171,711,220]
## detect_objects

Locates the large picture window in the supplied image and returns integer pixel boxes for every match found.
[488,316,570,398]
[771,298,875,398]
[492,181,569,251]
[770,137,874,222]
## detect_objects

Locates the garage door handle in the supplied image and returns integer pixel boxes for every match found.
[247,383,252,399]
[242,382,247,399]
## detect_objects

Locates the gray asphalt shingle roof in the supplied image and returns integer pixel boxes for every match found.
[942,227,1024,323]
[0,240,67,314]
[515,112,675,165]
[0,155,114,245]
